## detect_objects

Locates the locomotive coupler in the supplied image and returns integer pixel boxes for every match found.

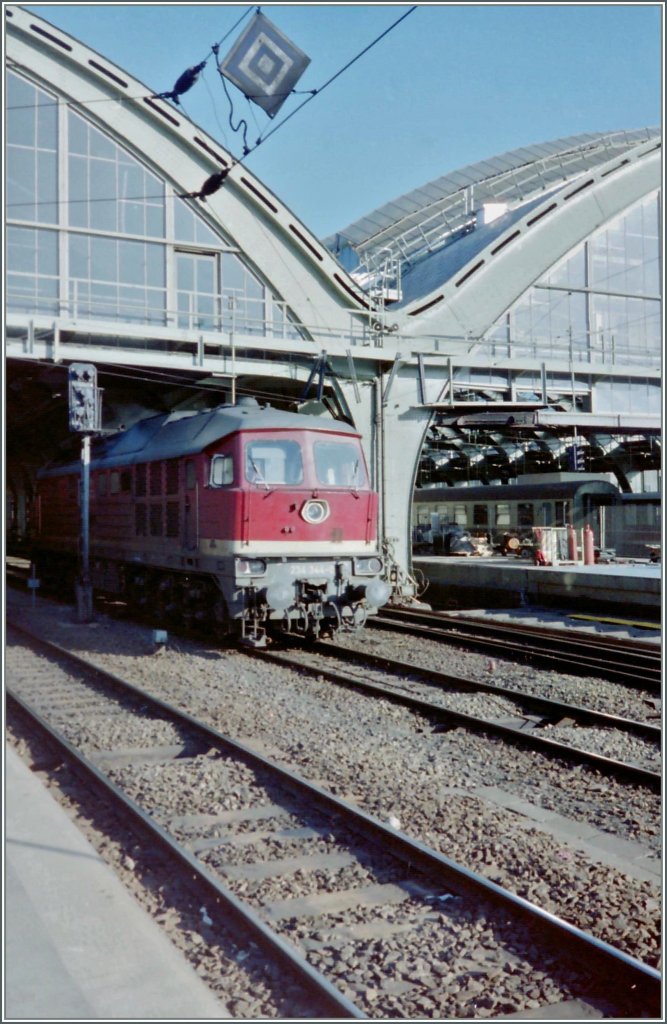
[240,611,267,648]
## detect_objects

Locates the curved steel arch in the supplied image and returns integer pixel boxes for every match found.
[397,139,661,340]
[327,129,659,262]
[6,6,375,336]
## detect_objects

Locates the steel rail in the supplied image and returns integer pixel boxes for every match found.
[373,610,661,690]
[6,625,661,1017]
[383,607,661,654]
[6,688,364,1019]
[252,646,661,791]
[318,641,661,742]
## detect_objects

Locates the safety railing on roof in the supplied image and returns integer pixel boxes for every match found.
[350,129,660,282]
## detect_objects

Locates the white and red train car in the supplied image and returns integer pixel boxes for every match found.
[32,399,392,642]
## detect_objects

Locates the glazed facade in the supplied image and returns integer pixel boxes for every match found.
[7,69,297,338]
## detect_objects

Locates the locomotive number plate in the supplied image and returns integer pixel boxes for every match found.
[288,562,336,578]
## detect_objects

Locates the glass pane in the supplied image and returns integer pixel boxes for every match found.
[146,246,166,288]
[211,454,234,486]
[196,258,215,294]
[69,234,88,277]
[8,148,36,216]
[37,150,58,223]
[68,111,88,154]
[246,441,303,485]
[8,227,35,273]
[37,231,58,275]
[119,240,144,283]
[177,254,194,291]
[90,128,115,159]
[314,441,366,487]
[37,98,57,150]
[9,104,35,148]
[91,236,117,281]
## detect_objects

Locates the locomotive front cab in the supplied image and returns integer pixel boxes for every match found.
[206,423,391,640]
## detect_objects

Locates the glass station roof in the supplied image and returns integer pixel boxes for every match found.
[324,128,661,279]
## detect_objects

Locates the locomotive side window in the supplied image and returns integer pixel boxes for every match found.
[165,459,179,494]
[185,460,196,490]
[97,473,107,497]
[135,503,147,535]
[245,441,302,485]
[135,464,147,497]
[149,504,163,536]
[110,471,120,495]
[166,501,179,537]
[210,454,234,487]
[314,442,367,487]
[150,461,162,496]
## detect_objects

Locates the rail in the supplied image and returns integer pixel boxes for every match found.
[6,621,661,1017]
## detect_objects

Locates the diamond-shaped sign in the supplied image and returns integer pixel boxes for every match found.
[219,12,311,119]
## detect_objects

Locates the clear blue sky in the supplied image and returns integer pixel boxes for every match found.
[22,3,663,238]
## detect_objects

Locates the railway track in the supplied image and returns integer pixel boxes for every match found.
[250,640,660,791]
[373,607,662,691]
[6,622,661,1019]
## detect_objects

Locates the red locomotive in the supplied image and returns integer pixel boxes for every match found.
[32,399,392,642]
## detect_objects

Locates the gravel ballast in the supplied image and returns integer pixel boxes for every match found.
[6,589,662,986]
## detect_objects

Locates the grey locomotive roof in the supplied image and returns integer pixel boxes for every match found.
[38,404,359,476]
[414,480,619,502]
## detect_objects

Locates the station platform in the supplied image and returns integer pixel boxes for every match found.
[414,555,662,617]
[4,743,228,1020]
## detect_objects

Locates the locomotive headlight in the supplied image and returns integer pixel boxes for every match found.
[235,558,267,577]
[301,499,330,525]
[354,556,383,576]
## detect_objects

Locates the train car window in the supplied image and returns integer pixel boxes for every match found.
[495,503,510,527]
[150,461,162,496]
[314,442,367,487]
[540,502,553,526]
[165,459,179,495]
[210,454,234,487]
[473,504,488,526]
[518,503,534,526]
[110,471,120,495]
[454,504,467,526]
[245,441,303,485]
[436,504,452,523]
[185,460,196,490]
[97,473,107,497]
[135,464,147,497]
[555,501,568,526]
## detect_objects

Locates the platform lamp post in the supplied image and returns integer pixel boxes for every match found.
[68,363,102,623]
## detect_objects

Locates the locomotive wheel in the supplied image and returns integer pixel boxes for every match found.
[124,569,151,615]
[154,575,178,624]
[212,593,232,640]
